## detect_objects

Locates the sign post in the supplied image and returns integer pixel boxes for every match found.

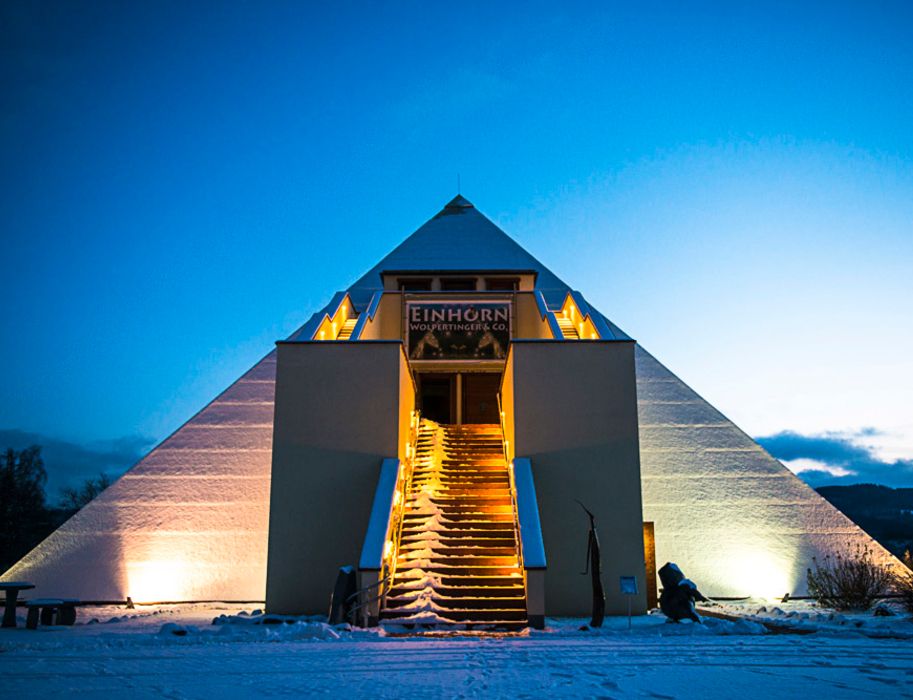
[619,576,638,631]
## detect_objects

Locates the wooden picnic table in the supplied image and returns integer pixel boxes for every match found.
[0,581,35,629]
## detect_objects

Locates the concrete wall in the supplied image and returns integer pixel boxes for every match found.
[515,293,554,339]
[397,350,416,462]
[265,341,413,614]
[359,293,403,341]
[506,340,647,616]
[500,349,516,461]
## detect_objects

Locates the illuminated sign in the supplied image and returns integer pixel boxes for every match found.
[407,301,511,360]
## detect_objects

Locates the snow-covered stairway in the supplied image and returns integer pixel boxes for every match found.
[380,420,528,631]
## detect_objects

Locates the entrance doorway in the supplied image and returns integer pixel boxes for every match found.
[462,373,501,424]
[416,372,501,424]
[417,374,454,424]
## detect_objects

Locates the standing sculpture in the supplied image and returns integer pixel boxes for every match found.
[577,501,605,628]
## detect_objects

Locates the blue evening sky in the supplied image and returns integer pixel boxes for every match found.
[2,1,912,492]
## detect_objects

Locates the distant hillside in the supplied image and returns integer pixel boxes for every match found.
[816,484,913,559]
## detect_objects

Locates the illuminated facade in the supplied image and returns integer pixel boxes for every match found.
[2,196,901,625]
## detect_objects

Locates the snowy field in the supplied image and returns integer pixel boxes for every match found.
[2,603,912,699]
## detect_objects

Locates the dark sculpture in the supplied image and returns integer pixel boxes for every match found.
[577,501,605,628]
[658,562,707,623]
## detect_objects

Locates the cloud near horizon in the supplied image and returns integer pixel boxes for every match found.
[0,429,153,502]
[757,429,913,488]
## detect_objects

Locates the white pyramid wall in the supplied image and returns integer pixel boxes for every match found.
[1,352,277,602]
[4,341,902,602]
[636,346,900,597]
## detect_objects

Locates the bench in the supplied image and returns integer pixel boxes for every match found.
[25,599,79,629]
[0,582,35,629]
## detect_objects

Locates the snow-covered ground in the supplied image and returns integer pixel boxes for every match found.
[706,598,913,639]
[1,602,912,698]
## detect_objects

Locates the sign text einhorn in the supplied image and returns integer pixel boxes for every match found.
[407,301,511,360]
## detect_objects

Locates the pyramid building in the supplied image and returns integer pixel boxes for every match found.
[3,196,899,625]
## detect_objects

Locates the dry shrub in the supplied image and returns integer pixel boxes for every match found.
[806,547,893,611]
[891,550,913,615]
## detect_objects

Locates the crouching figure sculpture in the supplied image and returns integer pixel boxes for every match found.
[658,562,707,623]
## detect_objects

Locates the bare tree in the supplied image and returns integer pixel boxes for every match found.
[0,446,50,570]
[60,472,112,511]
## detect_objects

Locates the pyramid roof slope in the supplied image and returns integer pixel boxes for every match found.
[348,196,569,292]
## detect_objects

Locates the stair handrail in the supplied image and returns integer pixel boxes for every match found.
[496,394,525,573]
[350,291,383,341]
[495,393,510,467]
[534,290,564,339]
[378,409,422,617]
[345,572,392,627]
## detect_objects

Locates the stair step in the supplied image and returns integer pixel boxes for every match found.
[429,477,509,482]
[423,488,511,494]
[380,620,528,632]
[401,535,516,545]
[380,608,528,623]
[402,513,516,523]
[397,555,519,567]
[400,541,518,552]
[336,317,359,340]
[410,489,512,498]
[401,520,516,531]
[429,575,524,587]
[405,504,514,512]
[394,565,521,577]
[407,505,514,514]
[388,585,525,599]
[385,596,526,611]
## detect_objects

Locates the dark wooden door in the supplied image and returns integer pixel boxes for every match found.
[462,373,501,424]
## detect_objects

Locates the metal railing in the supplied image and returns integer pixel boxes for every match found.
[355,409,422,626]
[345,573,392,627]
[383,409,422,609]
[496,393,526,575]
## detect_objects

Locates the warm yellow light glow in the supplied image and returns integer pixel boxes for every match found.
[393,490,402,507]
[127,559,190,603]
[383,540,394,560]
[719,548,792,599]
[319,329,326,340]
